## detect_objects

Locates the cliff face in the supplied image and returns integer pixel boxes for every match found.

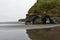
[25,0,60,24]
[28,0,60,16]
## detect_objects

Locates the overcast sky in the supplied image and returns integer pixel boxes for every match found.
[0,0,36,22]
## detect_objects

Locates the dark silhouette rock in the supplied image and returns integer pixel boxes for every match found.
[18,19,25,22]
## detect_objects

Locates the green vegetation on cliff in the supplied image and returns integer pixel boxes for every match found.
[28,0,60,16]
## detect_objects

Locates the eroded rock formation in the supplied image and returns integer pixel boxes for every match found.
[25,0,60,24]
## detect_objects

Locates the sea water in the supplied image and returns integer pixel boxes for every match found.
[0,22,31,40]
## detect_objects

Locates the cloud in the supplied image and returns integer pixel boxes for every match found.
[0,0,36,22]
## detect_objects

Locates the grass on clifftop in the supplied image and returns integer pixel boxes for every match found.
[28,0,60,16]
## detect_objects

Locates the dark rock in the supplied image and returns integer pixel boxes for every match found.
[18,19,25,22]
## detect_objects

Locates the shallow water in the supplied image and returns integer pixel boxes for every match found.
[0,22,31,40]
[0,29,31,40]
[0,22,60,40]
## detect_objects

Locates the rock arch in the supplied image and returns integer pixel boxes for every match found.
[41,15,54,24]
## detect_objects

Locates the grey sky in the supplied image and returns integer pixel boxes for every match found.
[0,0,36,22]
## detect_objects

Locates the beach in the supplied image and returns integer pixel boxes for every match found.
[0,21,60,40]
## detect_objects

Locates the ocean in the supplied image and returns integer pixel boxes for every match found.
[0,21,30,40]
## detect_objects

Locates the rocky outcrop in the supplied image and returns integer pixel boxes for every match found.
[26,26,60,40]
[25,0,60,24]
[18,19,25,22]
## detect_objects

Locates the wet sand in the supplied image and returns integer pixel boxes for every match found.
[0,22,60,40]
[0,22,30,40]
[0,22,60,30]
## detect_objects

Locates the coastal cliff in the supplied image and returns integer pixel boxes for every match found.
[25,0,60,24]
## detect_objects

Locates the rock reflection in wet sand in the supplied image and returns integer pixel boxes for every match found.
[26,26,60,40]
